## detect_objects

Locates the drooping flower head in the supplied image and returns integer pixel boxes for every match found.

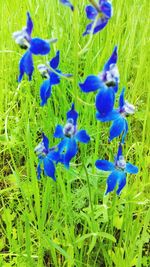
[59,0,74,11]
[96,87,135,143]
[53,104,90,168]
[79,46,119,117]
[95,144,138,195]
[13,12,54,82]
[83,0,113,36]
[38,51,72,106]
[34,133,60,181]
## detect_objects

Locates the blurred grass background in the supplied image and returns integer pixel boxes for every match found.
[0,0,150,266]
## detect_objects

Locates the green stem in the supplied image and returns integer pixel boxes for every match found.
[89,0,101,12]
[78,15,99,56]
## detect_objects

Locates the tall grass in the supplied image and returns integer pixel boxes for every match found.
[0,0,150,266]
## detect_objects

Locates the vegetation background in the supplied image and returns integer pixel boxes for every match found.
[0,0,150,266]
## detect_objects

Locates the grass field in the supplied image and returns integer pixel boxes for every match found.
[0,0,150,266]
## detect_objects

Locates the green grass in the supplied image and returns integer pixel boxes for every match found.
[0,0,150,266]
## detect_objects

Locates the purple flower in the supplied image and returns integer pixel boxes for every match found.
[79,46,119,117]
[38,51,72,106]
[95,144,138,195]
[34,133,60,181]
[83,0,113,36]
[96,88,135,143]
[53,104,90,168]
[13,12,54,82]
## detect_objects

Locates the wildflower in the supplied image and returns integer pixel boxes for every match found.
[53,104,90,168]
[13,12,53,82]
[38,50,72,106]
[95,144,138,195]
[34,133,59,181]
[83,0,113,36]
[59,0,74,11]
[96,88,135,143]
[79,46,119,116]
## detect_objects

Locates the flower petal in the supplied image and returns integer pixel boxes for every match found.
[67,103,78,125]
[95,87,115,115]
[43,157,56,181]
[95,160,115,171]
[100,0,113,18]
[42,133,49,152]
[58,138,78,168]
[75,130,90,143]
[47,151,60,163]
[54,125,64,138]
[83,17,109,35]
[50,72,60,85]
[109,117,125,142]
[116,143,123,160]
[60,0,74,11]
[79,75,103,93]
[85,5,98,19]
[104,46,118,72]
[93,17,109,34]
[83,22,94,36]
[58,138,68,154]
[105,170,119,194]
[30,38,50,55]
[50,51,60,69]
[116,172,126,195]
[125,163,138,174]
[119,87,125,109]
[18,50,34,82]
[26,12,33,36]
[96,109,120,122]
[40,79,52,106]
[63,138,78,169]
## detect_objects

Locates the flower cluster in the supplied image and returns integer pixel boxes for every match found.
[35,104,90,179]
[13,2,138,196]
[79,45,138,194]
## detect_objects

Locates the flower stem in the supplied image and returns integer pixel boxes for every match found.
[78,15,99,56]
[89,0,101,12]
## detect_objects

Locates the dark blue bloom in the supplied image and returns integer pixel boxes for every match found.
[53,104,90,168]
[59,0,74,11]
[96,88,135,143]
[79,46,119,116]
[95,144,138,195]
[38,51,72,106]
[83,0,113,36]
[13,12,53,82]
[34,133,60,181]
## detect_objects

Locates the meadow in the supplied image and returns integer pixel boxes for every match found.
[0,0,150,266]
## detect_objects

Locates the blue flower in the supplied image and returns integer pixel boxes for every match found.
[59,0,74,11]
[38,50,72,106]
[96,87,135,143]
[34,133,60,181]
[83,0,113,36]
[95,144,138,195]
[53,104,90,168]
[13,12,54,82]
[79,46,119,116]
